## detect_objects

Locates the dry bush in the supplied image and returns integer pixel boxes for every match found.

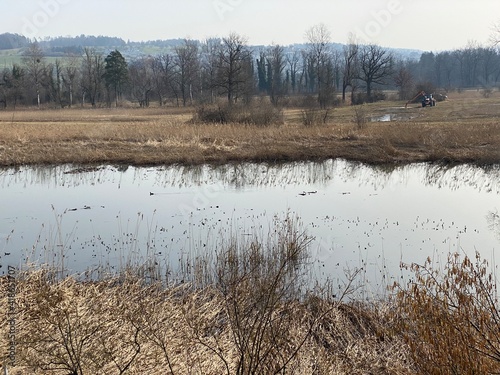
[481,88,493,98]
[13,270,151,374]
[300,107,331,127]
[391,252,500,374]
[194,99,283,127]
[416,82,436,96]
[302,298,412,374]
[351,91,386,105]
[352,105,368,130]
[181,214,315,374]
[299,96,332,127]
[244,100,284,126]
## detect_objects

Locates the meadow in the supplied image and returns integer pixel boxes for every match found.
[0,89,499,167]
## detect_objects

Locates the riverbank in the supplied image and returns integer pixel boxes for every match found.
[1,90,499,167]
[2,232,499,374]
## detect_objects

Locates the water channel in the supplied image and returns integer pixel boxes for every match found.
[1,159,500,296]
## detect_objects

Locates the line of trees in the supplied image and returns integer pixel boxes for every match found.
[1,27,500,109]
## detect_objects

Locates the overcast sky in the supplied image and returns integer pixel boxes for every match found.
[1,0,499,51]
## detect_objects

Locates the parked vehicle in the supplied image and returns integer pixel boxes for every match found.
[405,91,436,108]
[421,94,436,107]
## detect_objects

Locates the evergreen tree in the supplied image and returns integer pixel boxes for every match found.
[103,50,128,107]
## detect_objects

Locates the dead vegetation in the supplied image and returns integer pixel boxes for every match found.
[0,91,499,167]
[2,214,500,373]
[0,216,414,374]
[391,252,500,374]
[0,271,413,374]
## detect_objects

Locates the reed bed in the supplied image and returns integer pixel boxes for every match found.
[0,270,415,374]
[0,216,414,374]
[2,214,500,373]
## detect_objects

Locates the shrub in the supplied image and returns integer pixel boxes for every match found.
[193,99,283,126]
[351,92,368,105]
[352,91,386,105]
[391,252,500,374]
[300,96,331,126]
[300,108,331,126]
[481,88,493,98]
[242,98,284,126]
[194,104,232,124]
[371,90,386,102]
[352,105,368,130]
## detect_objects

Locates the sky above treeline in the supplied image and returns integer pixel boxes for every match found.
[1,0,499,51]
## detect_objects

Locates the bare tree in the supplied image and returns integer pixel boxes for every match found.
[341,34,359,103]
[358,44,393,100]
[305,24,335,107]
[151,54,176,106]
[175,39,200,106]
[44,59,65,108]
[62,54,79,107]
[216,32,252,104]
[286,49,301,94]
[0,64,24,108]
[454,41,483,88]
[200,38,223,103]
[81,48,105,107]
[266,44,287,106]
[434,51,457,89]
[490,20,500,47]
[393,60,415,100]
[22,42,45,108]
[477,46,499,86]
[128,57,153,107]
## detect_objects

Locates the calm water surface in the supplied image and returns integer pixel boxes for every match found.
[1,160,499,294]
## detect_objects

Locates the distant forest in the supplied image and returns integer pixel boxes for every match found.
[0,30,499,109]
[0,33,186,54]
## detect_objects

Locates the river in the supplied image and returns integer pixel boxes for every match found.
[1,160,499,297]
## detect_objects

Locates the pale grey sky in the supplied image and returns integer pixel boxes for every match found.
[1,0,499,51]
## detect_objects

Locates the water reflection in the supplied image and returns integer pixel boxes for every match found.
[3,161,500,193]
[1,160,499,294]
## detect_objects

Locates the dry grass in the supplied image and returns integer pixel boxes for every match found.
[0,270,413,374]
[1,90,499,167]
[0,216,414,374]
[3,212,500,373]
[391,252,500,374]
[4,252,500,374]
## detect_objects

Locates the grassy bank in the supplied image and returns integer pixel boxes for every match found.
[1,90,499,167]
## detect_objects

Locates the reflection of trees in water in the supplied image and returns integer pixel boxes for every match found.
[366,163,500,194]
[1,161,500,193]
[425,164,500,193]
[137,161,338,188]
[0,165,109,188]
[486,210,500,241]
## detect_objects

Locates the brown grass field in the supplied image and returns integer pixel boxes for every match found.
[0,89,499,167]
